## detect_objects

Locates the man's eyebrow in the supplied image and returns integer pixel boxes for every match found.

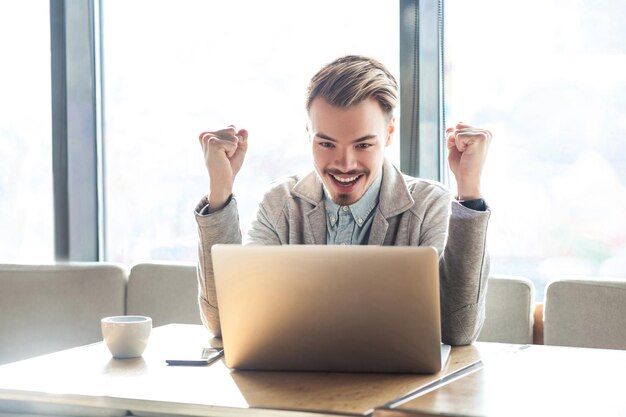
[314,132,378,142]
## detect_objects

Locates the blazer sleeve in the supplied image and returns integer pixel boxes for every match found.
[195,196,242,337]
[439,201,491,345]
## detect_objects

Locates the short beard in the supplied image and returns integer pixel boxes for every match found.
[332,192,354,206]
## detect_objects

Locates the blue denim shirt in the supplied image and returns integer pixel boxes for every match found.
[324,174,382,245]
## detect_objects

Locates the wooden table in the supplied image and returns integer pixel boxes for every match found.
[0,324,498,417]
[375,343,626,417]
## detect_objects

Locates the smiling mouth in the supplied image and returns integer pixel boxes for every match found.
[329,173,363,187]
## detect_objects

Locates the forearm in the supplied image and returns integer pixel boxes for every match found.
[439,202,491,345]
[195,196,242,337]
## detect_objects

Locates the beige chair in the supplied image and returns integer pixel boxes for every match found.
[0,263,126,365]
[477,275,535,344]
[126,262,202,327]
[544,278,626,349]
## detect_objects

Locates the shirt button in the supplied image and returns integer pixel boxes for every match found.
[357,218,364,225]
[342,206,349,212]
[330,215,336,223]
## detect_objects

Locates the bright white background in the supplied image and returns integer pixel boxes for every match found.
[445,0,626,297]
[0,1,53,263]
[101,0,399,262]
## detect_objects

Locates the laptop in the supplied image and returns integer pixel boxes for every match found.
[211,244,450,373]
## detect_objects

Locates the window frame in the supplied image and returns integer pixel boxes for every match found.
[51,0,441,261]
[399,0,445,182]
[50,0,102,261]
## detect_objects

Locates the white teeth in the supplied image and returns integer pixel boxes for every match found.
[331,174,360,183]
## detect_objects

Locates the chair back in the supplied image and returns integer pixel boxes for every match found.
[544,278,626,349]
[0,263,126,365]
[477,275,535,344]
[127,262,202,327]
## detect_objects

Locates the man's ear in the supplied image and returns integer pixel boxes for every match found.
[306,118,312,142]
[385,117,395,147]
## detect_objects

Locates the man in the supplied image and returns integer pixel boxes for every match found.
[195,55,492,346]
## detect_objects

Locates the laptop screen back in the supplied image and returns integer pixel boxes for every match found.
[212,244,443,373]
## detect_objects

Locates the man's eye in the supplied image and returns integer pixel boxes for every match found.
[356,143,372,149]
[319,142,334,148]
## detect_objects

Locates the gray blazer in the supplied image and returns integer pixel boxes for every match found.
[195,159,491,345]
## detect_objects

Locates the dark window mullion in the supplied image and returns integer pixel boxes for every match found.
[400,0,444,181]
[50,0,99,261]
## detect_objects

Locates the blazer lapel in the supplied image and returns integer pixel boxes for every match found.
[368,160,414,245]
[367,208,389,245]
[292,170,327,245]
[304,204,327,244]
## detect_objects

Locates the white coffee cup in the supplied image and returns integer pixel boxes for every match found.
[101,316,152,358]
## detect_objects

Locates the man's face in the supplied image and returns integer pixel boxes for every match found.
[308,97,394,206]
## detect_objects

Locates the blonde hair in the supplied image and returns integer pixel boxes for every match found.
[306,55,398,119]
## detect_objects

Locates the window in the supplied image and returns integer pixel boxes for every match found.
[101,0,399,263]
[444,0,626,298]
[0,1,53,263]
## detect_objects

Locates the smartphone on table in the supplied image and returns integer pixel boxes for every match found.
[165,347,224,366]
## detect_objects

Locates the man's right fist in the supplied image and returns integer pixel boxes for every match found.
[198,125,248,212]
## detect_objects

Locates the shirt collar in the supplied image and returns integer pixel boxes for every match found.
[324,173,382,227]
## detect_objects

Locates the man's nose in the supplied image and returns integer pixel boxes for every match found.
[335,148,358,171]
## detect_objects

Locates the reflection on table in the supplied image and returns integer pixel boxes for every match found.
[0,324,498,417]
